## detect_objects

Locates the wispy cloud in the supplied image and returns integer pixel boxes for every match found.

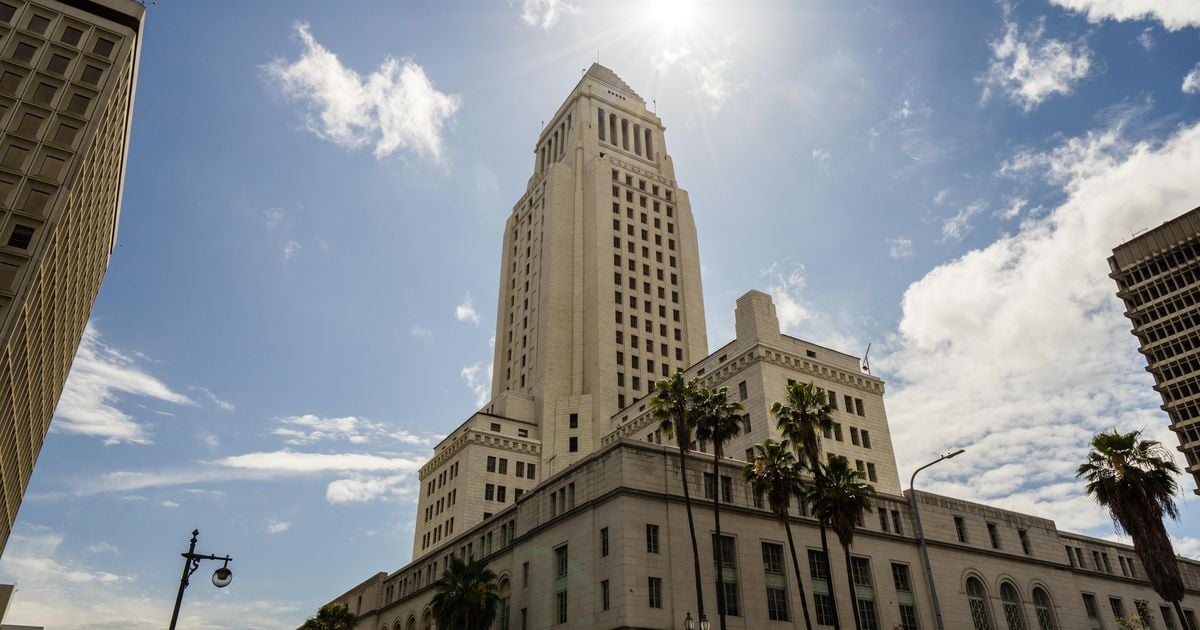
[455,292,481,325]
[54,323,193,445]
[263,22,461,162]
[520,0,576,29]
[887,237,914,259]
[1137,27,1154,50]
[881,115,1200,531]
[265,519,291,535]
[326,474,412,503]
[409,325,434,339]
[998,196,1029,220]
[263,207,285,228]
[1183,63,1200,95]
[651,47,691,73]
[84,542,120,556]
[811,147,832,173]
[980,13,1092,112]
[941,201,986,243]
[762,262,864,354]
[160,500,179,508]
[189,386,235,412]
[282,239,301,262]
[653,35,742,112]
[271,414,408,445]
[1047,0,1200,30]
[461,362,492,408]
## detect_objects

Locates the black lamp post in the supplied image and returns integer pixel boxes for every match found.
[909,448,965,630]
[168,529,234,630]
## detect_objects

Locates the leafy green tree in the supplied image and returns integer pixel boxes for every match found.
[651,371,709,621]
[695,386,743,630]
[1077,429,1187,629]
[430,556,500,630]
[805,455,876,630]
[773,380,840,629]
[300,602,357,630]
[743,439,815,630]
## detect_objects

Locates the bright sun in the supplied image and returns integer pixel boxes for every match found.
[649,0,700,33]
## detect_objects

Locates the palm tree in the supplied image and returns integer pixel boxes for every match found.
[651,370,708,622]
[773,380,840,629]
[300,603,357,630]
[695,386,744,630]
[743,439,815,630]
[805,455,876,630]
[1077,429,1187,629]
[430,556,501,630]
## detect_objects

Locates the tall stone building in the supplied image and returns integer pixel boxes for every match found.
[0,0,144,556]
[1109,205,1200,496]
[335,66,1200,630]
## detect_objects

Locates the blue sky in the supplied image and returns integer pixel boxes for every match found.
[2,0,1199,626]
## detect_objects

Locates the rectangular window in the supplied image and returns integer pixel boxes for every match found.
[1019,529,1031,555]
[601,579,610,611]
[809,549,836,626]
[648,577,663,609]
[556,591,567,624]
[954,516,968,543]
[855,398,865,416]
[721,475,733,503]
[892,563,918,630]
[569,436,578,452]
[987,523,1000,549]
[738,381,748,400]
[497,486,507,502]
[704,472,715,500]
[1101,552,1112,574]
[516,462,525,477]
[712,534,739,616]
[485,484,495,501]
[867,463,877,482]
[556,545,568,578]
[1083,594,1102,630]
[766,586,790,621]
[1161,606,1177,630]
[879,509,889,532]
[569,413,578,428]
[850,557,878,630]
[834,424,843,441]
[647,523,660,553]
[851,427,860,446]
[862,430,872,449]
[1110,597,1126,620]
[499,458,508,475]
[487,456,497,473]
[527,464,536,479]
[522,562,529,587]
[892,510,903,535]
[601,527,609,556]
[1066,546,1076,567]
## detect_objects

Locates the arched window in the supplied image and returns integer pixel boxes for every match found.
[406,615,417,630]
[1001,582,1026,630]
[421,609,434,630]
[1032,587,1055,630]
[498,577,512,630]
[967,576,993,630]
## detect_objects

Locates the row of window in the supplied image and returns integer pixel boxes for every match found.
[610,168,674,202]
[1064,544,1139,578]
[485,455,537,479]
[1130,286,1200,331]
[1114,240,1200,291]
[1121,266,1200,311]
[953,516,1034,556]
[598,108,654,161]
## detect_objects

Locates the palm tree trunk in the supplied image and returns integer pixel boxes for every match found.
[781,514,815,630]
[819,523,842,630]
[842,543,862,630]
[1173,600,1189,630]
[678,446,707,620]
[712,449,728,630]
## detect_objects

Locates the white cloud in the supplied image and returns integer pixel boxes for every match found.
[887,237,914,258]
[263,207,285,228]
[892,97,932,121]
[325,474,410,503]
[201,432,220,450]
[264,22,460,161]
[0,525,296,629]
[881,116,1200,531]
[265,519,291,534]
[811,147,832,172]
[521,0,576,29]
[218,450,424,474]
[1137,27,1154,50]
[651,47,691,73]
[461,362,492,408]
[190,386,235,412]
[1048,0,1200,30]
[941,200,986,243]
[160,500,179,508]
[933,188,951,205]
[409,325,434,339]
[1183,63,1200,94]
[282,240,301,261]
[980,15,1092,112]
[999,196,1029,220]
[762,262,864,354]
[269,414,434,447]
[53,323,193,445]
[84,542,120,556]
[456,292,481,325]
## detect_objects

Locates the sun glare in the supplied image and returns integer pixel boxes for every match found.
[649,0,699,34]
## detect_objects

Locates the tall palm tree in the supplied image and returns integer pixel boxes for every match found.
[695,386,743,630]
[743,439,815,630]
[651,370,708,622]
[773,381,840,629]
[805,455,876,630]
[430,556,501,630]
[1077,429,1187,629]
[300,603,357,630]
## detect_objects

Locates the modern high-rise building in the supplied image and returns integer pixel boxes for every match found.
[0,0,144,556]
[1109,205,1200,496]
[320,67,1200,629]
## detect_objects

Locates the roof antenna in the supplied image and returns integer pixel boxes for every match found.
[653,99,657,113]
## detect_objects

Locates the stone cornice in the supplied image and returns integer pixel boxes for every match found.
[418,429,542,479]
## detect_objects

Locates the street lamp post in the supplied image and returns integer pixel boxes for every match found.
[908,448,965,630]
[168,529,234,630]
